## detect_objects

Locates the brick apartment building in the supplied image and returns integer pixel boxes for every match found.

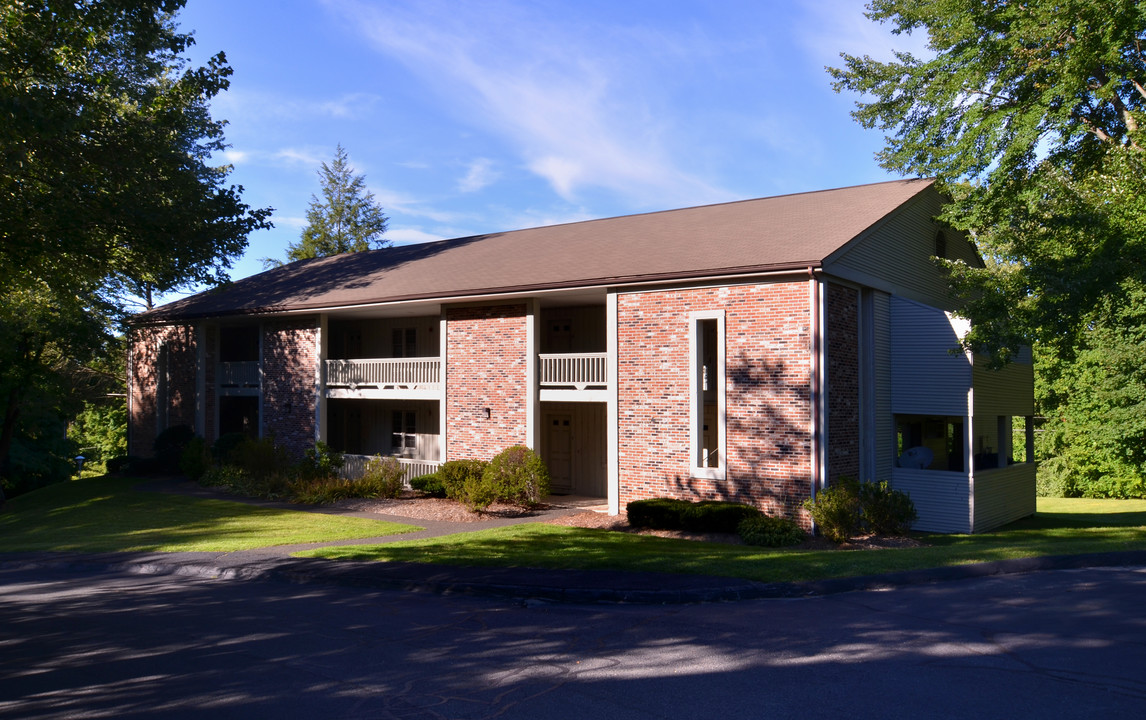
[129,179,1035,533]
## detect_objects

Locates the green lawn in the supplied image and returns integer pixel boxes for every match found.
[296,497,1146,583]
[0,476,422,553]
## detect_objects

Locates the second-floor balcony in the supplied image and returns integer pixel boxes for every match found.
[325,357,442,399]
[539,352,609,401]
[217,361,260,395]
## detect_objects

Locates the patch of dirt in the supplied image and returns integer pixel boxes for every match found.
[333,495,554,523]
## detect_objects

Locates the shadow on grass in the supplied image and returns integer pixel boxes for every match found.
[1,476,421,553]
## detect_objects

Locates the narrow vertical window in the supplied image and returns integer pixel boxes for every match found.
[690,311,725,478]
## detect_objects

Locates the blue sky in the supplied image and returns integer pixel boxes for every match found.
[174,0,926,289]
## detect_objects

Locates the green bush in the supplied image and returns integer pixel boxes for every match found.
[738,515,806,547]
[627,498,762,533]
[179,437,211,482]
[357,456,405,499]
[204,437,296,499]
[211,432,249,464]
[803,478,861,543]
[859,481,917,535]
[106,455,141,475]
[438,459,488,501]
[153,424,196,474]
[410,473,447,497]
[627,498,692,529]
[481,446,550,508]
[298,441,344,481]
[458,446,550,511]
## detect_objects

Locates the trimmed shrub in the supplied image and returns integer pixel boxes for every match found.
[627,498,691,529]
[803,478,861,543]
[738,515,806,547]
[179,437,212,482]
[410,473,447,498]
[627,498,762,533]
[478,445,550,509]
[859,481,918,536]
[152,424,195,474]
[438,459,488,501]
[458,446,550,511]
[683,501,762,533]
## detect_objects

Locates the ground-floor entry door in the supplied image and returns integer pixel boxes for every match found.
[541,403,606,498]
[545,413,573,493]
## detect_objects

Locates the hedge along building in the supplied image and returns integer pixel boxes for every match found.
[128,178,1035,533]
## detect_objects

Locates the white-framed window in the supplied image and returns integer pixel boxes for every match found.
[690,310,725,479]
[391,409,417,455]
[392,327,417,358]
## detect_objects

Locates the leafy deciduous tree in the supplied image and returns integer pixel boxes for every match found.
[830,1,1146,496]
[0,0,272,495]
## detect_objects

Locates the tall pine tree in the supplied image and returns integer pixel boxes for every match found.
[279,144,389,263]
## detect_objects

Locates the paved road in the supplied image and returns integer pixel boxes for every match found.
[2,565,1144,719]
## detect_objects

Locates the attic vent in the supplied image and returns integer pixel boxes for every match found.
[934,230,948,259]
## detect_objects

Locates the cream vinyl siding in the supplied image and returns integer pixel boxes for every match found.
[539,305,607,353]
[973,464,1037,532]
[328,316,442,359]
[824,188,980,312]
[541,401,607,497]
[889,297,972,417]
[891,469,971,533]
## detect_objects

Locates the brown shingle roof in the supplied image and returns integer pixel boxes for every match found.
[140,178,934,321]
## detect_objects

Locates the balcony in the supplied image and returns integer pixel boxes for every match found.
[217,361,260,395]
[340,455,441,483]
[539,352,609,401]
[325,357,442,399]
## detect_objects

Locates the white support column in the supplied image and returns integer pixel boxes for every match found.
[525,299,540,450]
[439,309,448,463]
[607,291,620,515]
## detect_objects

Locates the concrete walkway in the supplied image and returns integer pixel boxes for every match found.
[6,479,1146,604]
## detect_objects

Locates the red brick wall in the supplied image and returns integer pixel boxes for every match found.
[129,324,198,456]
[617,282,814,521]
[826,283,860,482]
[446,304,528,459]
[262,317,318,458]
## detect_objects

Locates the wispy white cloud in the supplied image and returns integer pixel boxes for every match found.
[387,227,446,245]
[273,147,328,166]
[211,89,384,123]
[333,0,733,208]
[798,0,932,68]
[457,158,499,193]
[371,186,466,224]
[222,149,249,165]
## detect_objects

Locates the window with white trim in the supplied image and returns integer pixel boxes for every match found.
[690,311,725,478]
[391,410,417,455]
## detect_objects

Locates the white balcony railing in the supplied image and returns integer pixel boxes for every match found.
[325,357,441,389]
[217,361,260,388]
[539,352,608,390]
[340,455,441,483]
